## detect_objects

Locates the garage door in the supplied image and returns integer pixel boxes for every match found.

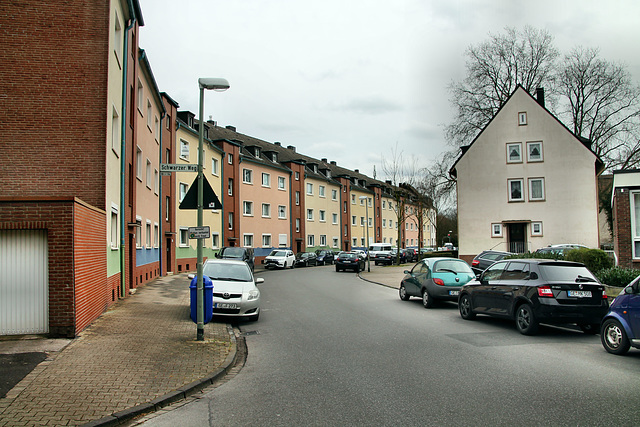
[0,230,49,335]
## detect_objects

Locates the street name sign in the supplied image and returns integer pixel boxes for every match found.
[160,163,198,173]
[188,226,210,239]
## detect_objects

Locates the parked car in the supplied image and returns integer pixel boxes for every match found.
[369,243,393,265]
[458,259,609,335]
[470,250,513,275]
[601,274,640,355]
[294,251,318,267]
[353,249,368,260]
[191,259,262,321]
[315,250,335,265]
[264,249,295,269]
[399,258,475,308]
[216,246,255,271]
[403,248,418,263]
[390,248,407,264]
[535,244,588,256]
[335,252,366,272]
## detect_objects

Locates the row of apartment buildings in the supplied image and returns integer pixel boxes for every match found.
[0,0,434,338]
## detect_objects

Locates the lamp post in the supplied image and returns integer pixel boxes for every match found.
[196,77,229,341]
[359,196,371,272]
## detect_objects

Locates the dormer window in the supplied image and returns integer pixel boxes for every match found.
[255,147,260,158]
[272,153,277,162]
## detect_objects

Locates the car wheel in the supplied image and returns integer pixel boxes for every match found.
[290,261,295,269]
[515,303,539,335]
[579,323,599,335]
[459,294,476,319]
[421,289,434,308]
[399,284,410,301]
[601,318,631,355]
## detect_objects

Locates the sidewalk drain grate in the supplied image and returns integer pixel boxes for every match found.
[244,330,260,336]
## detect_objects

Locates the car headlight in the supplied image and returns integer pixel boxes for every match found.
[248,289,260,301]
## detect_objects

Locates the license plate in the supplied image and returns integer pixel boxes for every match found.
[568,290,592,298]
[449,290,459,296]
[215,303,237,309]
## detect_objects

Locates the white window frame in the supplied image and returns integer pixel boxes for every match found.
[262,234,272,248]
[179,182,188,202]
[135,216,142,248]
[351,194,356,204]
[111,106,120,156]
[243,201,253,216]
[243,168,253,184]
[262,172,271,187]
[320,235,327,246]
[531,222,543,236]
[331,189,337,201]
[491,223,503,238]
[243,234,254,248]
[307,209,314,221]
[278,176,286,190]
[136,146,143,180]
[180,139,189,160]
[146,221,151,248]
[137,79,144,112]
[506,142,522,164]
[179,227,189,247]
[518,112,527,126]
[278,205,287,219]
[110,204,119,249]
[528,178,545,201]
[319,210,326,222]
[332,213,338,224]
[306,183,313,195]
[211,233,220,249]
[211,158,219,176]
[631,191,640,258]
[527,141,544,163]
[262,203,271,218]
[154,222,159,248]
[146,159,152,188]
[508,178,524,202]
[319,185,326,198]
[332,237,339,248]
[308,235,315,247]
[352,215,356,226]
[154,169,159,194]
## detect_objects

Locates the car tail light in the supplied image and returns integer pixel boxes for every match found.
[602,289,608,299]
[537,285,554,298]
[471,260,479,267]
[433,278,445,286]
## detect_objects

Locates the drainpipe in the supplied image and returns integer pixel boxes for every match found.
[158,110,165,276]
[120,16,136,298]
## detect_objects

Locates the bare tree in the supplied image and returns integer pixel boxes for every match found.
[557,47,640,169]
[446,26,559,147]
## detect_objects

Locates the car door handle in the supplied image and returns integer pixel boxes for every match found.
[491,287,498,290]
[512,287,519,291]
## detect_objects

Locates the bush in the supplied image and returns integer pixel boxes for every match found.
[596,267,640,288]
[564,248,613,273]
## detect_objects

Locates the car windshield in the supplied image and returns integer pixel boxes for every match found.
[269,250,286,257]
[538,264,598,282]
[221,247,245,258]
[203,263,252,282]
[434,260,473,274]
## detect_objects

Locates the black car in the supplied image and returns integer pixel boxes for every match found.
[335,252,365,272]
[470,250,513,275]
[216,246,255,271]
[391,249,407,264]
[403,248,418,263]
[294,252,318,267]
[315,250,335,265]
[458,259,609,335]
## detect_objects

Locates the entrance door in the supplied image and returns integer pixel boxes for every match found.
[508,223,526,253]
[166,237,172,273]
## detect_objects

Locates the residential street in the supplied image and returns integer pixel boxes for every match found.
[137,265,640,426]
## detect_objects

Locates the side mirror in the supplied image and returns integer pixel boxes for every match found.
[255,277,265,285]
[404,270,410,275]
[215,253,221,258]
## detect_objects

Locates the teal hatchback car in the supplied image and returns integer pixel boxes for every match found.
[399,257,475,308]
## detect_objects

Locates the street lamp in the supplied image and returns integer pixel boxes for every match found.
[359,196,371,272]
[196,77,229,341]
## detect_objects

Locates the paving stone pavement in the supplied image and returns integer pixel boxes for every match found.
[0,273,236,427]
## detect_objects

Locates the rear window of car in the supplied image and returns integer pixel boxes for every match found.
[222,247,245,258]
[434,260,473,274]
[340,253,356,260]
[480,252,504,261]
[538,264,597,282]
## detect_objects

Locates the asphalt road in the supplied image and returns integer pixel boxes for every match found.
[142,265,640,426]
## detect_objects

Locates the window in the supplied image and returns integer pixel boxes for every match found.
[307,209,314,220]
[319,210,326,222]
[262,173,270,187]
[295,171,300,180]
[332,213,338,224]
[306,183,313,195]
[228,154,233,164]
[343,201,347,213]
[518,112,527,125]
[243,168,253,184]
[154,116,159,140]
[296,218,300,232]
[308,235,315,247]
[360,197,364,206]
[135,218,142,248]
[508,179,524,202]
[368,198,372,207]
[114,12,122,61]
[295,191,300,205]
[382,219,386,227]
[146,221,151,248]
[352,238,357,247]
[362,238,366,246]
[262,234,271,247]
[212,233,220,249]
[331,189,337,200]
[110,205,118,249]
[506,143,522,163]
[333,237,338,248]
[154,169,159,194]
[492,223,503,237]
[166,114,171,130]
[166,196,170,221]
[137,79,143,112]
[351,216,356,226]
[278,176,285,190]
[278,205,286,219]
[531,222,543,236]
[243,234,253,248]
[528,178,545,201]
[146,159,152,188]
[136,147,142,180]
[632,192,640,258]
[179,227,189,247]
[320,235,327,246]
[382,201,386,209]
[146,100,152,129]
[211,158,219,175]
[368,218,372,227]
[344,225,348,236]
[228,212,233,230]
[112,107,120,155]
[262,203,271,218]
[180,140,189,160]
[319,185,325,197]
[154,223,159,248]
[228,178,233,196]
[243,201,253,216]
[351,194,356,204]
[179,182,188,202]
[361,217,365,226]
[527,141,543,162]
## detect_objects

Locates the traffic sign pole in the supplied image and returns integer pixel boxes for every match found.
[196,86,205,341]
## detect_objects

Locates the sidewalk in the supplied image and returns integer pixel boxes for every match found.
[358,263,407,289]
[0,273,237,427]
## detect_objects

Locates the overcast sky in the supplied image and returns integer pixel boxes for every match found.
[138,0,640,179]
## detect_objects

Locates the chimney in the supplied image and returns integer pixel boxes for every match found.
[536,88,545,108]
[385,180,392,185]
[321,158,328,163]
[274,142,281,146]
[330,161,336,166]
[226,125,236,132]
[354,169,359,174]
[287,145,296,152]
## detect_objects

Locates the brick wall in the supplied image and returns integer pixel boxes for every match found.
[74,200,108,334]
[613,188,638,269]
[0,1,110,210]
